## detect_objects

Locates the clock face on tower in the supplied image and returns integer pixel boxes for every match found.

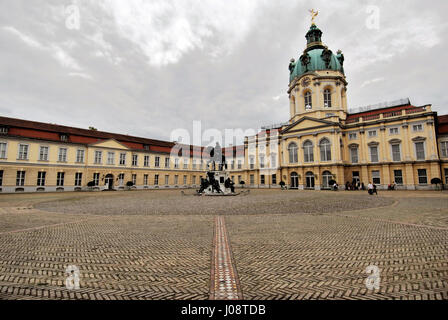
[301,77,311,87]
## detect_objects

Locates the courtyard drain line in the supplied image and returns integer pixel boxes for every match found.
[210,216,243,300]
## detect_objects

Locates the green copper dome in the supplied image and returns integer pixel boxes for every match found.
[288,25,345,83]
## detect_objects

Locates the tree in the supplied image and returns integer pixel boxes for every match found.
[87,181,95,187]
[279,181,286,190]
[329,179,336,186]
[126,181,134,190]
[89,126,98,131]
[431,177,442,190]
[239,181,245,189]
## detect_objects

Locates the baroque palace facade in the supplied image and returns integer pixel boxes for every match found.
[0,22,448,193]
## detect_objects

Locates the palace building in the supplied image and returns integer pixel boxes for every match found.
[0,21,447,193]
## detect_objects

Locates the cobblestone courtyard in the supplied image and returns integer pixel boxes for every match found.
[0,189,447,300]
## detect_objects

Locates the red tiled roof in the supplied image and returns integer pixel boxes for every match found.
[346,104,416,120]
[0,115,175,152]
[438,115,448,134]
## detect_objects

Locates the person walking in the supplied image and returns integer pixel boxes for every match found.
[367,182,374,195]
[373,183,378,195]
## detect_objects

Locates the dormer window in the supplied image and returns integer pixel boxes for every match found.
[143,144,150,151]
[60,134,68,142]
[0,127,8,134]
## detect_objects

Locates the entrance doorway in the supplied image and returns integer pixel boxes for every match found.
[290,172,298,189]
[322,171,332,189]
[105,174,114,190]
[305,172,315,189]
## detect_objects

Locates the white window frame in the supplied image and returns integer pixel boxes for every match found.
[144,155,150,167]
[348,133,357,140]
[368,130,377,138]
[417,169,428,185]
[440,141,448,158]
[350,147,358,164]
[369,146,379,163]
[154,174,159,185]
[414,142,425,160]
[75,172,82,186]
[143,174,149,186]
[37,171,46,187]
[372,170,381,185]
[132,154,138,166]
[94,151,102,164]
[107,152,115,165]
[412,124,423,132]
[0,142,8,159]
[389,127,399,135]
[76,149,85,163]
[16,170,26,186]
[119,153,126,165]
[391,144,401,162]
[58,148,67,162]
[155,156,160,168]
[56,172,65,186]
[18,143,29,160]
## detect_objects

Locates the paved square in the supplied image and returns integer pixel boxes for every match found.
[0,189,447,300]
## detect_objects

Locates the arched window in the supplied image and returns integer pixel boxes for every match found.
[288,142,298,163]
[303,140,314,162]
[324,89,331,107]
[320,138,331,161]
[304,91,312,109]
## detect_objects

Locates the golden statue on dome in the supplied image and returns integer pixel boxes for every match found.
[309,9,318,25]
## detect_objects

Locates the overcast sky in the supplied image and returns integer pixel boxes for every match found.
[0,0,447,144]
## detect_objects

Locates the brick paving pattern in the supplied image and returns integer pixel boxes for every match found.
[210,216,242,300]
[0,189,447,300]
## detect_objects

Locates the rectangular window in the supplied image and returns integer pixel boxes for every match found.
[350,147,358,163]
[183,175,187,185]
[144,155,150,167]
[16,171,26,186]
[250,174,255,185]
[75,172,82,186]
[368,130,377,138]
[93,173,100,186]
[154,174,159,185]
[260,175,265,185]
[259,155,265,168]
[37,171,46,186]
[238,160,242,169]
[200,160,204,169]
[372,170,381,185]
[183,159,188,169]
[57,172,65,186]
[76,149,85,163]
[165,175,169,185]
[369,146,379,163]
[18,144,29,160]
[348,132,357,140]
[389,127,399,135]
[270,155,277,169]
[441,141,448,158]
[174,175,179,185]
[118,173,125,186]
[0,127,8,134]
[238,175,242,183]
[107,152,115,165]
[94,151,102,164]
[39,146,49,161]
[155,156,160,168]
[192,160,197,169]
[394,170,403,185]
[445,169,448,185]
[132,154,138,166]
[272,174,277,185]
[413,124,423,132]
[418,169,427,184]
[391,144,401,162]
[0,142,7,158]
[415,142,425,160]
[174,158,179,169]
[119,153,126,165]
[0,170,3,186]
[192,175,196,185]
[132,174,137,185]
[58,148,67,162]
[165,157,170,168]
[249,156,255,169]
[143,174,148,185]
[231,161,235,170]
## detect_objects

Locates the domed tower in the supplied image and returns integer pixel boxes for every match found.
[288,19,348,123]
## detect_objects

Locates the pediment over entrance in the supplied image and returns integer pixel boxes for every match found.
[282,116,338,134]
[89,139,130,150]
